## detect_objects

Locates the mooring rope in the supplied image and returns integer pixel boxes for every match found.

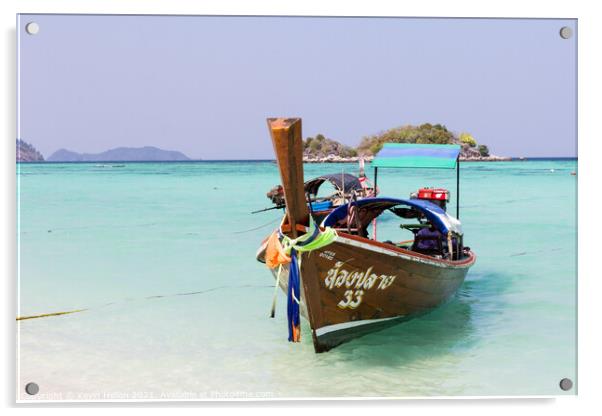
[269,265,284,318]
[233,217,281,234]
[16,284,273,322]
[17,309,88,321]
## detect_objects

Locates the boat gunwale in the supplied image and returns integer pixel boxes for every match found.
[331,230,476,269]
[258,221,476,269]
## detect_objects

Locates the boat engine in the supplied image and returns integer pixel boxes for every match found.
[411,187,449,210]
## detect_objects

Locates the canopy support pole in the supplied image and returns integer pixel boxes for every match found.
[456,156,460,219]
[374,167,378,194]
[373,166,378,240]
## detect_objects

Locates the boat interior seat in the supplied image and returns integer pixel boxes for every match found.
[411,235,443,256]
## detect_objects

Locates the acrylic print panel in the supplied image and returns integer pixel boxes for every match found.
[16,14,577,400]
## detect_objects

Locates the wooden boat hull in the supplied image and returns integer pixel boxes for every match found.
[258,231,476,352]
[259,117,476,352]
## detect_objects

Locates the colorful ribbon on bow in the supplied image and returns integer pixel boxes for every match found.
[264,220,337,342]
[287,248,301,342]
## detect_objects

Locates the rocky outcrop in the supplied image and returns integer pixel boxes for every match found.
[303,134,357,160]
[459,155,511,162]
[16,139,44,162]
[460,143,481,159]
[458,143,510,161]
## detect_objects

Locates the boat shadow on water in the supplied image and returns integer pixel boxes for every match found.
[312,270,513,367]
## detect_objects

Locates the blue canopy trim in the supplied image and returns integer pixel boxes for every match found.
[322,197,462,235]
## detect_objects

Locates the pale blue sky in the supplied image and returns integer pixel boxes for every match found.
[18,15,576,159]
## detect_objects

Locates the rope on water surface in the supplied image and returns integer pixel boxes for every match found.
[17,309,88,321]
[16,284,274,322]
[232,217,282,234]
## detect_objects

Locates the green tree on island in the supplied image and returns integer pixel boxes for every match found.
[478,144,490,157]
[459,132,477,147]
[357,123,456,156]
[304,134,357,158]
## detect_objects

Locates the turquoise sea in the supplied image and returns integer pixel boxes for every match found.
[17,160,577,399]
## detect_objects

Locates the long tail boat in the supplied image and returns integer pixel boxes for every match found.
[257,118,476,352]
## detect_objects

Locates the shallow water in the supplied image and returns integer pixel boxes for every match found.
[17,160,577,399]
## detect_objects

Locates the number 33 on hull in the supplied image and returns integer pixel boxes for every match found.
[256,118,476,353]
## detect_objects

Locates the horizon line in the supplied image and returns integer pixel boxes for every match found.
[17,156,578,163]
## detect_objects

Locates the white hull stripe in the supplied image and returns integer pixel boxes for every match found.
[315,316,402,337]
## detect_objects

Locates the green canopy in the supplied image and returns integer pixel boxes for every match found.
[371,143,461,169]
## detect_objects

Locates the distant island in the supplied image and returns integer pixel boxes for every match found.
[303,123,510,163]
[47,146,191,162]
[17,123,509,164]
[16,140,192,162]
[16,139,44,162]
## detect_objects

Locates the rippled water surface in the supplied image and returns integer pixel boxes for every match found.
[17,160,577,399]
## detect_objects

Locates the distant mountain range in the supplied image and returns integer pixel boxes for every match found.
[47,146,191,162]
